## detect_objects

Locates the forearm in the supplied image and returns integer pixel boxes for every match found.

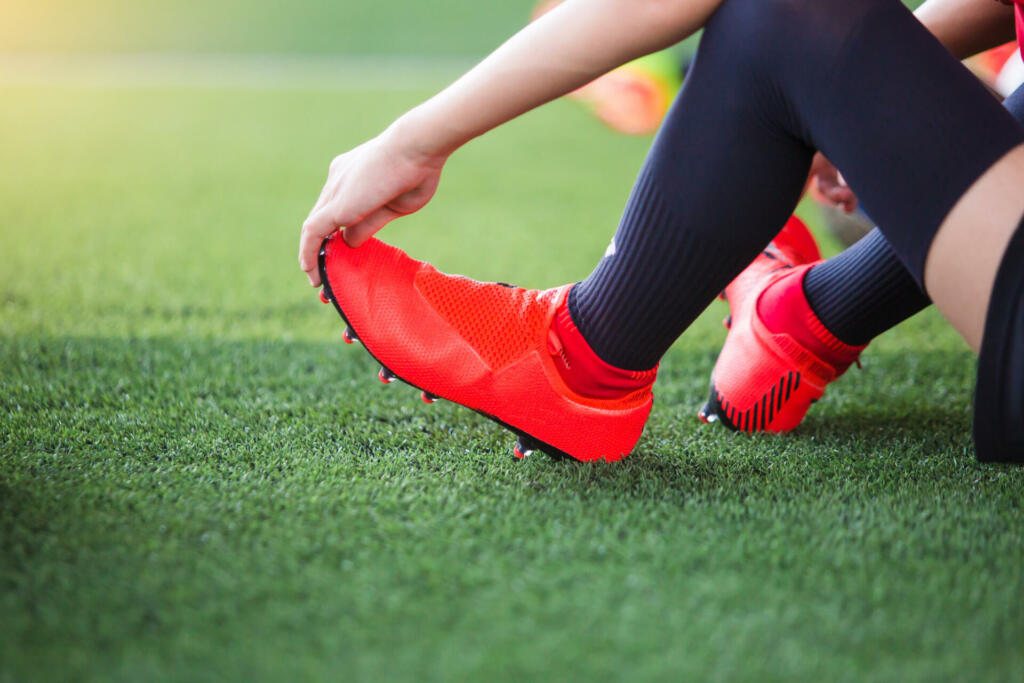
[392,0,721,157]
[915,0,1016,59]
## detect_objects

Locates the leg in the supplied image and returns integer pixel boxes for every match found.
[572,0,1023,372]
[572,0,1024,456]
[803,230,929,346]
[925,146,1024,351]
[805,82,1024,347]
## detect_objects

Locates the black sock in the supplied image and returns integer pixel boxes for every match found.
[803,229,929,346]
[569,163,797,371]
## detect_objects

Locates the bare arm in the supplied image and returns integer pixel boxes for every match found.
[299,0,721,285]
[915,0,1016,59]
[396,0,720,156]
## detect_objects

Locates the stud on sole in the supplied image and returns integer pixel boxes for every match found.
[513,435,539,459]
[697,402,718,423]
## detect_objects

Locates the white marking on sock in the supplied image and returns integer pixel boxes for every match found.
[604,237,617,258]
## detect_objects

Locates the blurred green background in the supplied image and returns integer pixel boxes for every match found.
[0,0,924,55]
[0,0,539,55]
[5,1,1020,682]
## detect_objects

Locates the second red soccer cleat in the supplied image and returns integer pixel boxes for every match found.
[699,216,864,432]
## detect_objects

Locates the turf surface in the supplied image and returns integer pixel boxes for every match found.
[2,71,1023,681]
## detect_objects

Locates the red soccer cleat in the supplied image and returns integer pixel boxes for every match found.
[698,216,864,432]
[317,235,656,462]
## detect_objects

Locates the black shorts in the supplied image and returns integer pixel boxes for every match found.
[974,216,1024,462]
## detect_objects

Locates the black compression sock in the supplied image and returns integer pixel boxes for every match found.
[803,229,930,346]
[569,165,799,371]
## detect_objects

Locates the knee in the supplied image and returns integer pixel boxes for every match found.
[704,0,892,72]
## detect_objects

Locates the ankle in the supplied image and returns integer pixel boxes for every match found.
[757,266,865,372]
[549,295,657,399]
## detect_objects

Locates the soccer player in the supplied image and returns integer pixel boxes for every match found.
[299,0,1024,463]
[700,0,1024,436]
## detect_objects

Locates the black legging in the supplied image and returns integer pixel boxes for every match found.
[571,0,1024,372]
[804,83,1024,347]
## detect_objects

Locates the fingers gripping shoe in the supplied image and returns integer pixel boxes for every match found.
[698,216,863,432]
[317,235,655,462]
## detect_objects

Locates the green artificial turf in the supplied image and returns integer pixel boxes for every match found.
[2,78,1023,681]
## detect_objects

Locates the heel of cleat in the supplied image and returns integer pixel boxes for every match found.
[378,366,398,384]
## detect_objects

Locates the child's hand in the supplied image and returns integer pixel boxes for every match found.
[809,152,858,214]
[299,128,447,286]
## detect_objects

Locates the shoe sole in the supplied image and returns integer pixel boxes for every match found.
[698,371,804,432]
